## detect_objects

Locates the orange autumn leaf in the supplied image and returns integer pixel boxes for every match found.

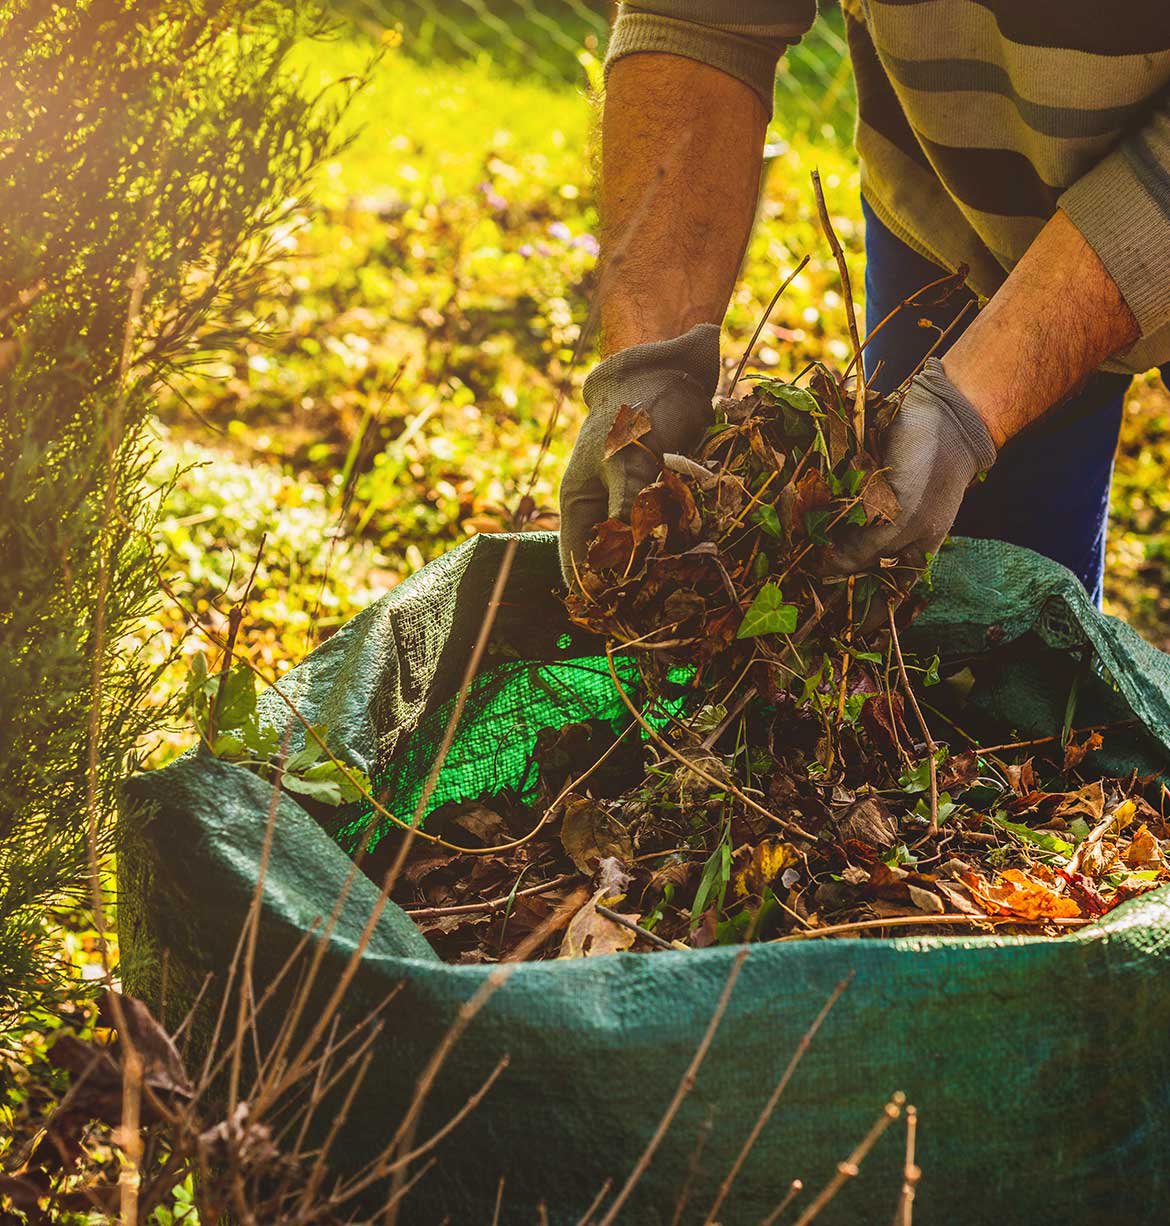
[962,868,1081,921]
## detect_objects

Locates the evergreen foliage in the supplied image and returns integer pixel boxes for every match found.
[0,0,354,1015]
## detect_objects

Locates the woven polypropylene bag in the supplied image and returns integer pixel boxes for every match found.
[121,534,1170,1225]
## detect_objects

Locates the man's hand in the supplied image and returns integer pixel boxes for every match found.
[558,323,719,583]
[835,207,1140,575]
[830,358,997,573]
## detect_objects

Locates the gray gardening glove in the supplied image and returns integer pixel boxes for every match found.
[831,357,998,573]
[559,323,720,584]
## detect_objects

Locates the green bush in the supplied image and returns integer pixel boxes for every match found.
[0,0,353,1015]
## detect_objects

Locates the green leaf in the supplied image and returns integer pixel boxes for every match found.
[736,583,798,639]
[883,842,918,869]
[751,550,770,580]
[985,811,1073,856]
[914,792,958,825]
[804,507,833,544]
[753,379,821,416]
[752,503,783,539]
[922,654,941,686]
[281,772,344,806]
[214,663,257,733]
[1068,816,1092,844]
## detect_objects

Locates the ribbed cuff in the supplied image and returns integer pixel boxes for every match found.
[583,322,721,412]
[1059,140,1170,340]
[920,358,998,474]
[605,9,786,116]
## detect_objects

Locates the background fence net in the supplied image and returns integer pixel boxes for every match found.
[344,0,856,140]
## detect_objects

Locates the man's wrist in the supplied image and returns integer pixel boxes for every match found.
[940,343,1010,450]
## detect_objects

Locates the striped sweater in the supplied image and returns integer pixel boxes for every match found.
[605,0,1170,374]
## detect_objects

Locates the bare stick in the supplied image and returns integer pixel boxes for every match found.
[771,913,1089,942]
[893,1106,920,1226]
[405,873,581,918]
[888,601,939,835]
[793,1093,905,1226]
[704,977,851,1224]
[606,646,816,843]
[596,947,750,1226]
[575,1177,614,1226]
[758,1179,804,1226]
[595,902,676,951]
[811,170,864,447]
[671,1117,714,1226]
[729,255,811,392]
[491,1177,506,1226]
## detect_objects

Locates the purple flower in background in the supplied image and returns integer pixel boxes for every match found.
[547,220,571,242]
[478,181,508,213]
[518,243,535,258]
[571,233,600,257]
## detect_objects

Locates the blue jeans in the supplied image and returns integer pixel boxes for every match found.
[861,197,1161,604]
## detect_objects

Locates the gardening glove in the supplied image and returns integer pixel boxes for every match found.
[830,357,998,574]
[559,322,721,585]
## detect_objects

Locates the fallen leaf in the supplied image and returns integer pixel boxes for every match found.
[1005,758,1037,797]
[860,466,900,524]
[587,519,637,571]
[559,793,633,874]
[939,749,980,792]
[1054,780,1106,823]
[1123,823,1165,871]
[445,801,509,847]
[835,796,898,849]
[1063,730,1104,771]
[558,890,638,958]
[732,837,799,899]
[962,868,1081,920]
[906,883,945,914]
[603,403,653,460]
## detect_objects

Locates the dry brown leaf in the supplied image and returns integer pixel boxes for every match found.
[446,801,510,846]
[558,891,638,958]
[603,403,653,460]
[559,793,633,874]
[835,796,897,849]
[1054,779,1106,823]
[1123,823,1165,871]
[1063,730,1104,771]
[860,467,900,524]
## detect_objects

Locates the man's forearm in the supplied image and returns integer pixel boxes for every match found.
[599,53,768,356]
[942,208,1140,448]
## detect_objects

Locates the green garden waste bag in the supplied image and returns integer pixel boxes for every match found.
[121,533,1170,1225]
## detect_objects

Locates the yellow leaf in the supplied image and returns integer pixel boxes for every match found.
[732,838,799,899]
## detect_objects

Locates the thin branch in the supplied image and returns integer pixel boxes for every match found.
[792,1093,905,1226]
[729,255,811,392]
[811,170,864,447]
[893,1106,920,1226]
[758,1179,804,1226]
[771,913,1091,942]
[888,601,939,835]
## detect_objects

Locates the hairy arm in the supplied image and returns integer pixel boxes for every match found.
[599,52,768,356]
[942,208,1140,447]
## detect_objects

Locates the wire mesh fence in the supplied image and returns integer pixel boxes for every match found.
[346,0,855,139]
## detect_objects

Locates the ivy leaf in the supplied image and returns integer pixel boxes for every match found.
[754,379,821,416]
[752,503,783,539]
[736,583,798,639]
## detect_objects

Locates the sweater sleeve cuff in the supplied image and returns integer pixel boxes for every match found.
[605,8,789,117]
[1059,135,1170,340]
